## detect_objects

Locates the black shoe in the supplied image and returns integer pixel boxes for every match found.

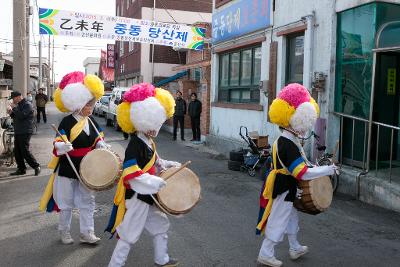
[34,166,41,176]
[181,138,185,141]
[10,169,26,176]
[190,139,195,141]
[172,138,177,141]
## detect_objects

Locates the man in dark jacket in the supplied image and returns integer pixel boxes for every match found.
[188,92,202,142]
[172,91,187,141]
[35,88,48,123]
[7,91,41,176]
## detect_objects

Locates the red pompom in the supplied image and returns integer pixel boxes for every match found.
[123,83,156,103]
[59,71,85,89]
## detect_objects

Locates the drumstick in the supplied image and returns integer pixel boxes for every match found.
[162,161,191,181]
[51,124,82,181]
[88,117,106,144]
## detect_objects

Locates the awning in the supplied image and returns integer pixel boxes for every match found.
[154,70,188,87]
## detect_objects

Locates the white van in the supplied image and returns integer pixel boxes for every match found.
[105,87,129,129]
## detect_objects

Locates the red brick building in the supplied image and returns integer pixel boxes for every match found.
[114,0,212,87]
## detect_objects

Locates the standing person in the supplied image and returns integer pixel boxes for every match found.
[39,71,106,245]
[172,90,186,141]
[188,92,202,142]
[35,88,48,123]
[106,83,180,267]
[256,84,339,267]
[7,91,41,176]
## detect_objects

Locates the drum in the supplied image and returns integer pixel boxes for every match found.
[156,167,201,215]
[294,176,333,215]
[80,149,122,191]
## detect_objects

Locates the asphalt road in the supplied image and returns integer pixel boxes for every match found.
[0,104,399,267]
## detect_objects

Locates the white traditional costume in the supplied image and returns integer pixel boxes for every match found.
[105,83,180,267]
[256,83,338,267]
[39,71,106,245]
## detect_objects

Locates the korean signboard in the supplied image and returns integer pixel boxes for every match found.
[39,8,205,50]
[212,0,272,44]
[387,68,396,96]
[107,44,115,69]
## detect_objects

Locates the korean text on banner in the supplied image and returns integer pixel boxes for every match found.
[39,8,205,50]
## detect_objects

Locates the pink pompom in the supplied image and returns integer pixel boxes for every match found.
[278,83,310,108]
[59,71,85,89]
[123,83,156,102]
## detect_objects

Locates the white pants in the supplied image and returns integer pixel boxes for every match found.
[108,195,170,267]
[53,175,95,234]
[259,191,301,258]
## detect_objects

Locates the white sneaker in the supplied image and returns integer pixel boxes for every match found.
[257,255,283,267]
[60,230,74,245]
[289,245,309,260]
[79,231,100,244]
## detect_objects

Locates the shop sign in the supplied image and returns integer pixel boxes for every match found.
[212,0,272,44]
[107,44,115,69]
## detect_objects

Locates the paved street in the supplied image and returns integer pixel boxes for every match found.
[0,104,400,267]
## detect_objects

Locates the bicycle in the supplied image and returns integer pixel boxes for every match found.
[313,134,340,193]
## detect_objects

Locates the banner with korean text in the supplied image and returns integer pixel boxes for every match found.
[39,8,205,50]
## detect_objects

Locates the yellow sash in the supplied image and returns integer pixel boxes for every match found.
[39,117,88,212]
[256,141,289,233]
[111,140,157,233]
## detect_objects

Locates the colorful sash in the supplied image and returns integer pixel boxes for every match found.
[256,141,290,235]
[105,141,157,236]
[39,117,89,212]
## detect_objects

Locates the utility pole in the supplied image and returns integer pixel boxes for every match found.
[51,36,55,96]
[26,4,31,93]
[13,0,28,96]
[38,39,42,89]
[48,35,51,94]
[151,0,156,84]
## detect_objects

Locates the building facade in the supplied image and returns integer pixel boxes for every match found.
[83,57,101,76]
[210,0,400,212]
[114,0,212,87]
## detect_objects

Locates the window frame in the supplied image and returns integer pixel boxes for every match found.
[218,45,261,103]
[285,32,305,85]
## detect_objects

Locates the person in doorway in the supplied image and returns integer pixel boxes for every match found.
[256,83,339,267]
[172,90,186,141]
[35,88,48,123]
[7,91,41,176]
[39,71,106,245]
[106,83,180,267]
[188,92,202,142]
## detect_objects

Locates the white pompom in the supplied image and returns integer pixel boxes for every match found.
[290,102,317,134]
[61,83,93,112]
[130,97,167,136]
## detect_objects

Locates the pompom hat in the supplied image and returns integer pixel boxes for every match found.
[268,83,319,134]
[54,71,104,112]
[116,83,175,134]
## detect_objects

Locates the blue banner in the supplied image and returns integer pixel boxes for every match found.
[212,0,271,44]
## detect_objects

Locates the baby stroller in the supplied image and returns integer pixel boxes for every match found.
[239,126,271,177]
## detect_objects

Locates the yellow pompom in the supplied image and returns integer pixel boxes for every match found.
[117,102,136,134]
[53,88,69,112]
[268,98,296,128]
[84,74,104,100]
[310,97,320,117]
[154,88,175,118]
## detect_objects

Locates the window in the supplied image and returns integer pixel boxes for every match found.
[286,33,304,84]
[218,46,261,103]
[191,68,202,81]
[116,5,119,16]
[119,41,124,56]
[126,0,129,11]
[129,42,135,52]
[120,63,125,74]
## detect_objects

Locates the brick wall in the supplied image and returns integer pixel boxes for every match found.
[150,45,187,64]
